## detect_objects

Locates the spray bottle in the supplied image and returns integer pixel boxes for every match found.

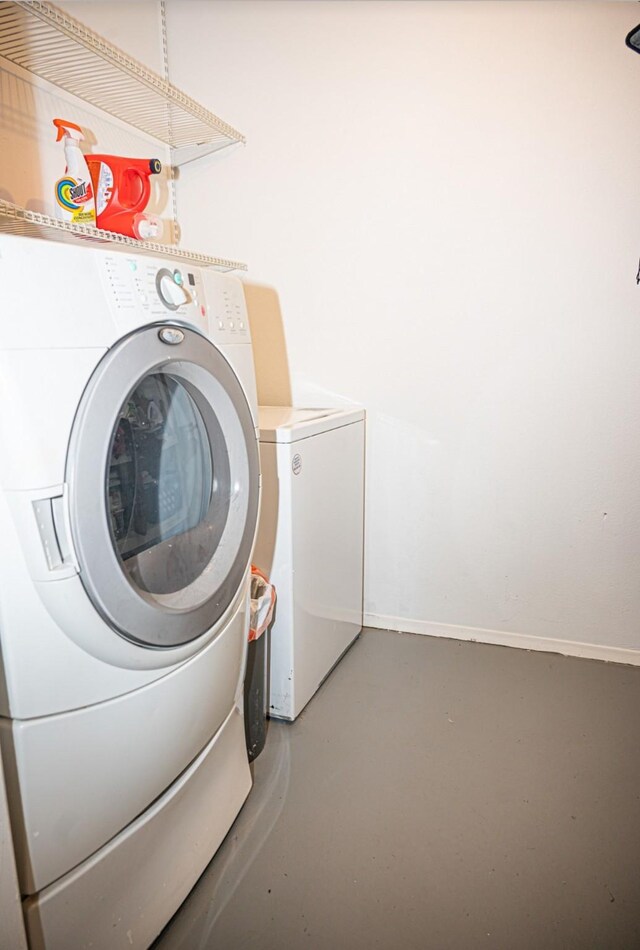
[53,119,96,226]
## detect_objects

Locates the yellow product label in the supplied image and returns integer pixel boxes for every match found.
[72,208,96,224]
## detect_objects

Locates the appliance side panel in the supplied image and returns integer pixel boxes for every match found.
[290,421,365,716]
[253,441,295,717]
[219,344,259,426]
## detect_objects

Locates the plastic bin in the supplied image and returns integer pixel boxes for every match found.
[244,567,276,762]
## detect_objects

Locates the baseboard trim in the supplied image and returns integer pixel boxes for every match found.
[363,613,640,667]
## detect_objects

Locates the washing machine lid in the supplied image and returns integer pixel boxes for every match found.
[65,324,260,649]
[258,406,365,443]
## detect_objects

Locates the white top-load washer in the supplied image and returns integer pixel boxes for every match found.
[254,407,365,721]
[0,234,260,949]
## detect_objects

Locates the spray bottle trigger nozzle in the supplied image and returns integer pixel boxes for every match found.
[52,118,84,142]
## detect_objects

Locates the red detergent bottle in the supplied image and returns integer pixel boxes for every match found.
[86,154,162,238]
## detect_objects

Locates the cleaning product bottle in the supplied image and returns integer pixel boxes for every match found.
[85,154,162,238]
[52,119,96,226]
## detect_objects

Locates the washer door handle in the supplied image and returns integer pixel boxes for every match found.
[32,495,75,572]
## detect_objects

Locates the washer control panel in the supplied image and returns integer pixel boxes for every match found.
[100,253,250,343]
[101,254,207,332]
[200,270,250,344]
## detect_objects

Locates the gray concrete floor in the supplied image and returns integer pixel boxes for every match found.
[154,629,640,950]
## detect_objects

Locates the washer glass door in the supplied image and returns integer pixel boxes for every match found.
[68,324,259,648]
[108,371,227,603]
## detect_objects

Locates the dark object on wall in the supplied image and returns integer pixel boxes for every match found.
[625,25,640,54]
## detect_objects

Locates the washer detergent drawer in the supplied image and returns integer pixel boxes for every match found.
[3,592,248,895]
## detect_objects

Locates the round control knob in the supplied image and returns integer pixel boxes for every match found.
[155,268,190,310]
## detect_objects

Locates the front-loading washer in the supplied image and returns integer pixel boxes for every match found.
[0,234,260,949]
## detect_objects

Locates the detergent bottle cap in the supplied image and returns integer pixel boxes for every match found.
[53,118,84,143]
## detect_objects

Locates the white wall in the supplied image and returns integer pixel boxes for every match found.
[165,0,640,661]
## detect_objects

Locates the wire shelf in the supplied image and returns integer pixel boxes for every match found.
[0,0,245,156]
[0,201,247,272]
